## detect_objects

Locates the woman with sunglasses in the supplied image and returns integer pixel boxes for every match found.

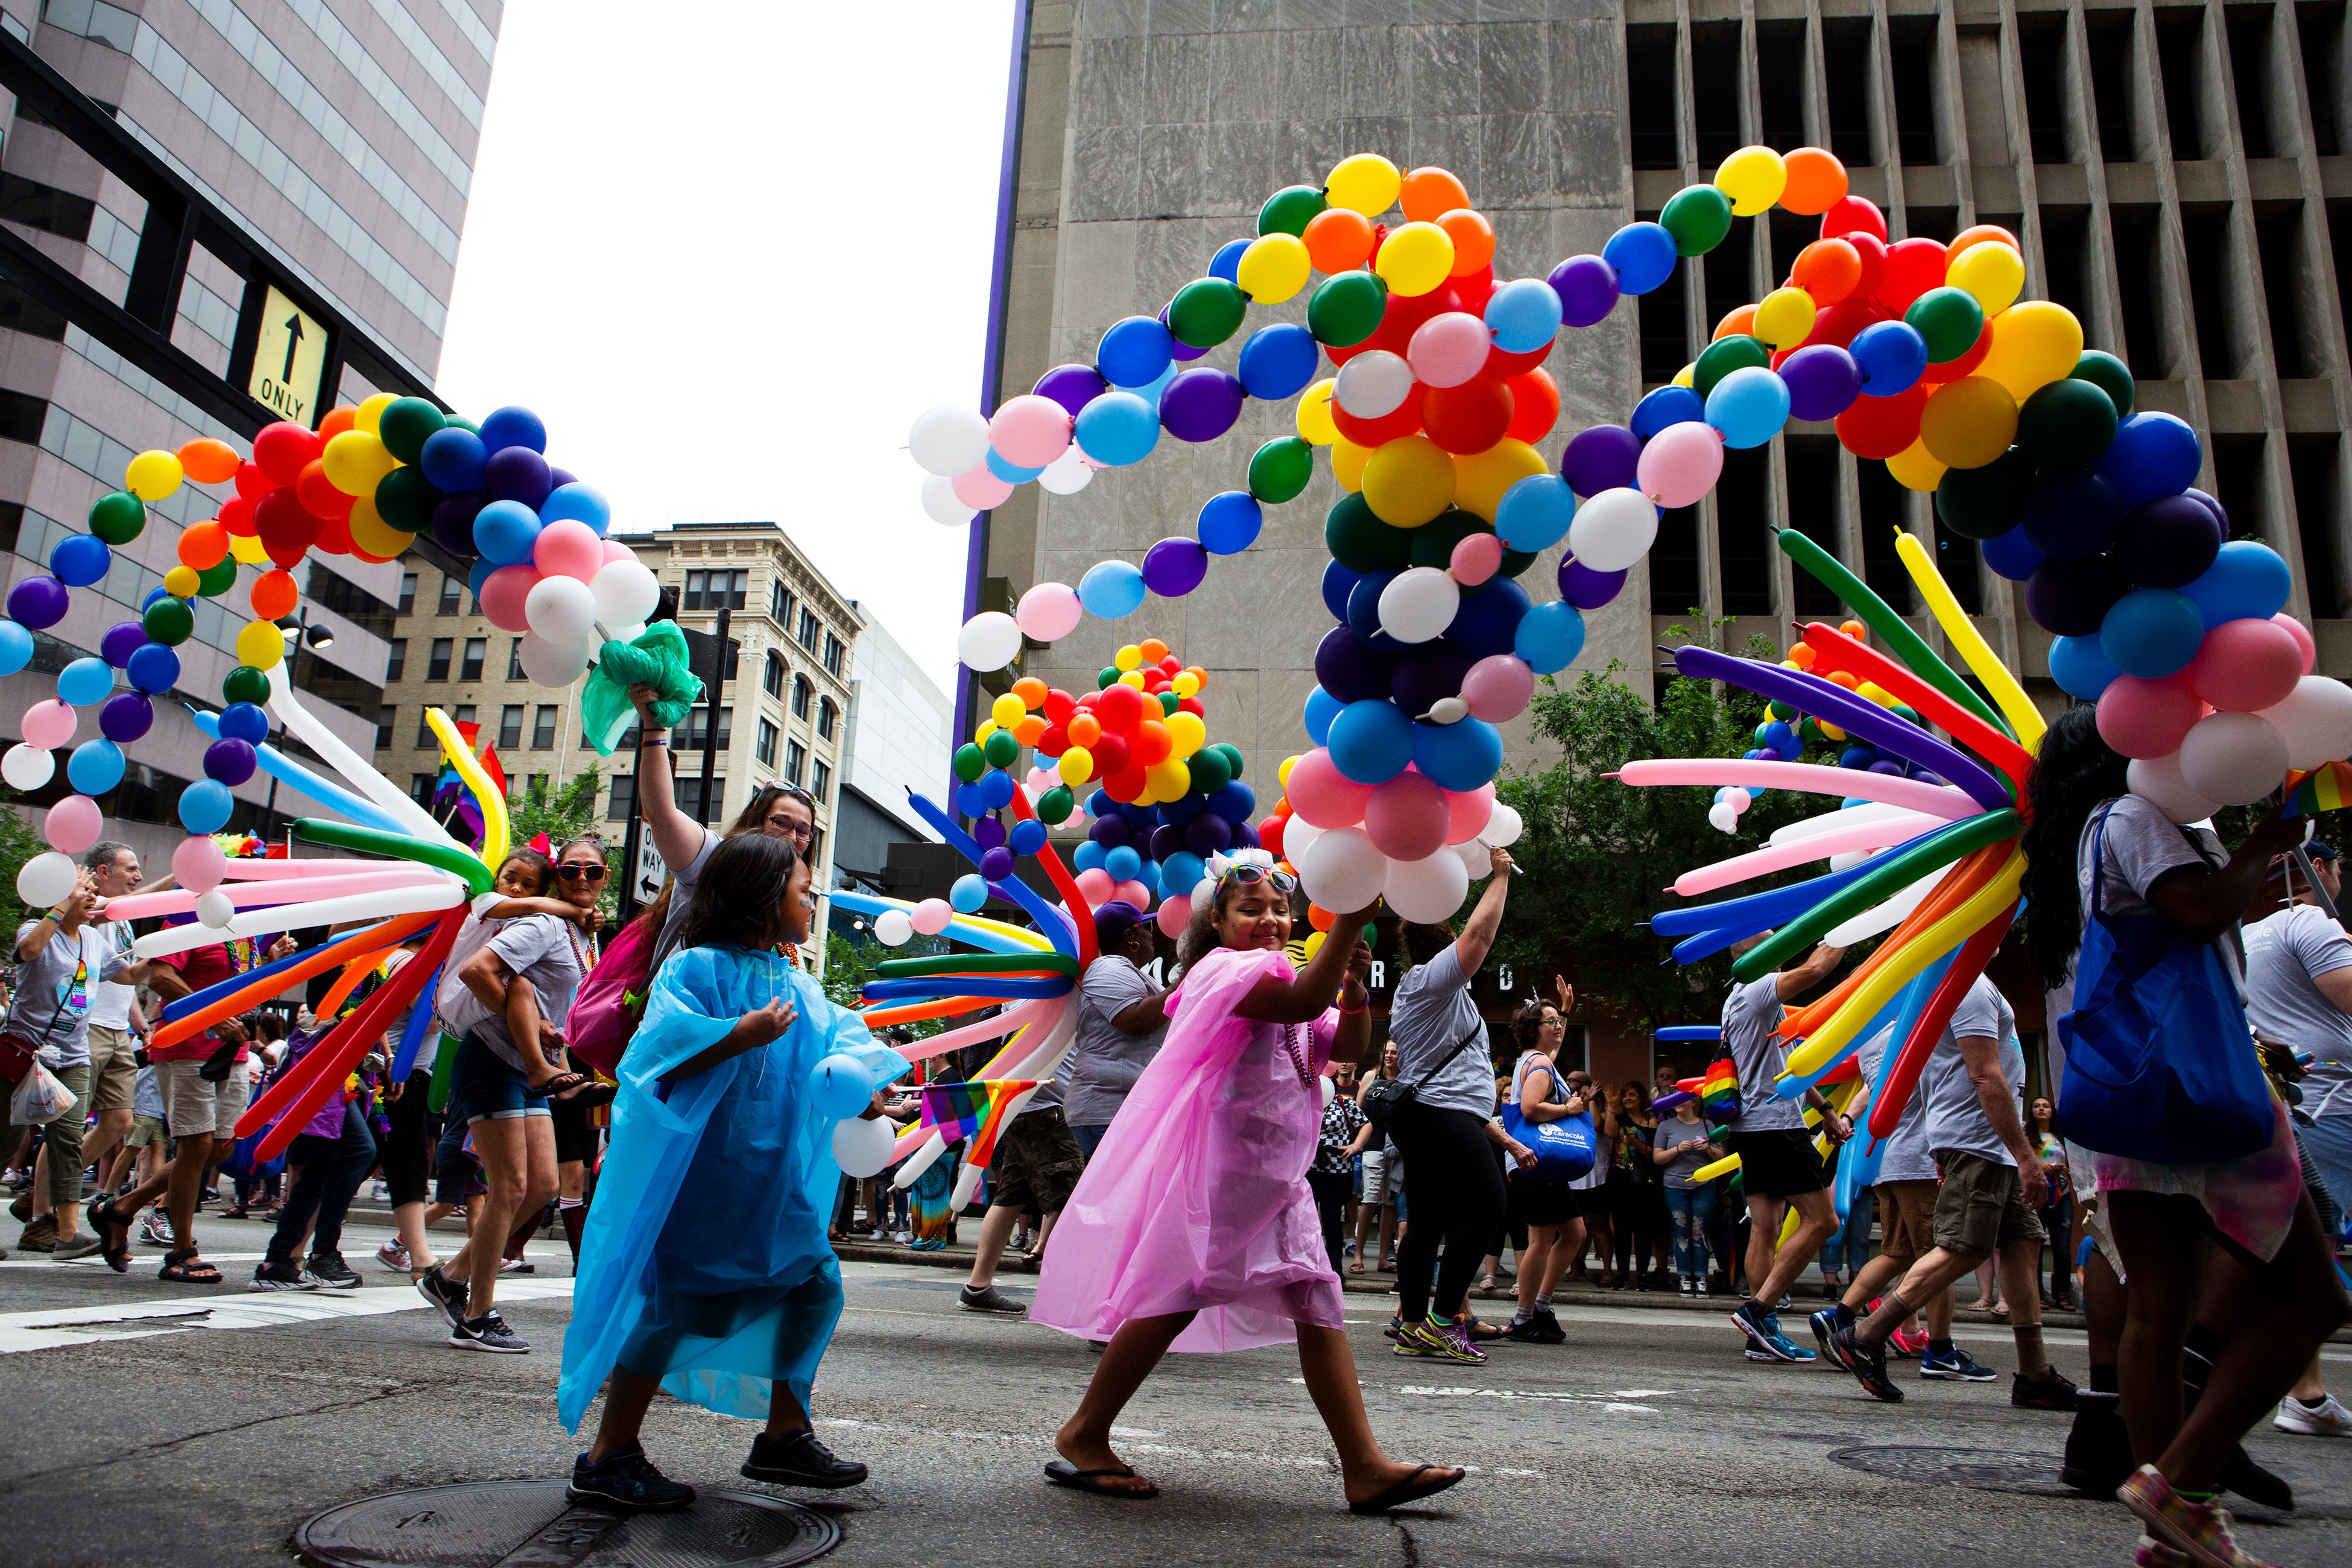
[1031,851,1464,1514]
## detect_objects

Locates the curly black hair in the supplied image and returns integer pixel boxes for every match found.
[2020,705,2129,990]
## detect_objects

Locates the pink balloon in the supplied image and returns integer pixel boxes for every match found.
[1073,866,1116,905]
[1364,771,1450,861]
[601,540,636,567]
[2271,612,2316,675]
[42,792,101,855]
[21,699,74,750]
[1113,878,1153,911]
[479,564,540,633]
[172,833,227,895]
[1636,420,1725,508]
[909,898,954,936]
[2096,672,2203,759]
[1285,747,1374,829]
[952,464,1017,510]
[988,394,1073,468]
[1407,312,1494,388]
[1460,654,1535,722]
[1444,780,1497,845]
[1016,581,1083,641]
[533,519,605,582]
[1450,533,1503,586]
[1156,898,1190,938]
[2189,619,2305,713]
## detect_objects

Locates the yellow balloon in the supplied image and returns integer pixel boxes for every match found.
[1855,681,1897,708]
[1236,232,1311,304]
[1165,710,1207,758]
[1818,719,1847,742]
[975,718,999,742]
[1948,239,2024,315]
[1279,753,1301,787]
[1296,379,1338,446]
[346,495,409,557]
[1058,746,1094,785]
[162,564,200,597]
[322,429,396,496]
[1753,285,1816,350]
[1119,670,1147,689]
[990,692,1026,728]
[1671,361,1696,388]
[1714,145,1788,217]
[1918,376,2018,469]
[235,617,285,669]
[1373,221,1455,297]
[1145,758,1191,800]
[1885,437,1948,493]
[1301,929,1327,960]
[1114,644,1142,671]
[1172,671,1201,697]
[353,391,399,435]
[1362,435,1456,526]
[1330,434,1371,493]
[1325,152,1402,216]
[1453,438,1547,522]
[1893,531,2046,746]
[125,449,184,502]
[227,531,271,566]
[1976,301,2085,401]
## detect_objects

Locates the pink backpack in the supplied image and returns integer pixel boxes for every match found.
[565,914,657,1076]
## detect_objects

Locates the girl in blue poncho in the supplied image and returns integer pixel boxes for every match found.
[558,834,905,1513]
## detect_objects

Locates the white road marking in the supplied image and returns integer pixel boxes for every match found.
[0,1277,575,1355]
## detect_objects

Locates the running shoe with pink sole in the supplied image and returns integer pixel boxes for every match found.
[2118,1464,2277,1568]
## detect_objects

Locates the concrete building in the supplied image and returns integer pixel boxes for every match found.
[833,617,950,893]
[0,0,499,870]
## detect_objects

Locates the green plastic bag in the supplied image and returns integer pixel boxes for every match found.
[580,620,704,757]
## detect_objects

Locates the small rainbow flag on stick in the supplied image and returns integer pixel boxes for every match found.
[1697,1058,1742,1122]
[2284,760,2352,818]
[917,1079,1039,1168]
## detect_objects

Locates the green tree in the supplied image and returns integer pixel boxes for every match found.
[821,931,943,1043]
[0,800,46,935]
[509,770,602,847]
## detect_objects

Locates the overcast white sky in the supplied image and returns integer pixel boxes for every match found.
[435,1,1020,694]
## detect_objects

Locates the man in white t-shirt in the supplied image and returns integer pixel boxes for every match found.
[75,843,151,1229]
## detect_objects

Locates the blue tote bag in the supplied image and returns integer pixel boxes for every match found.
[1501,1057,1598,1181]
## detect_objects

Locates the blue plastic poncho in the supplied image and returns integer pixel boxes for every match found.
[557,944,905,1432]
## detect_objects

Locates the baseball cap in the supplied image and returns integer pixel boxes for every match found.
[1092,900,1149,948]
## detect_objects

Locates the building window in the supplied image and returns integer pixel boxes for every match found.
[763,648,785,697]
[606,774,635,821]
[416,710,437,747]
[812,759,830,804]
[498,704,523,750]
[671,706,732,754]
[437,575,461,615]
[817,697,838,741]
[507,637,525,680]
[770,580,793,624]
[823,633,845,677]
[533,705,557,750]
[785,738,806,784]
[454,704,476,727]
[460,637,486,681]
[411,773,435,807]
[376,705,396,749]
[683,568,748,612]
[797,607,820,651]
[808,826,824,868]
[672,776,724,820]
[426,637,452,680]
[792,675,813,720]
[397,572,417,615]
[387,638,406,681]
[756,718,779,767]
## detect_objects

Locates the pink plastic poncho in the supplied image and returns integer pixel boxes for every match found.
[1031,944,1345,1352]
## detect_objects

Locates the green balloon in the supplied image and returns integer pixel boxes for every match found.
[1307,271,1387,347]
[983,729,1020,768]
[1038,784,1074,824]
[1214,742,1244,780]
[1168,277,1247,349]
[1187,748,1231,794]
[1933,447,2036,540]
[1325,492,1411,573]
[1731,809,2020,982]
[1499,546,1537,580]
[1889,703,1923,729]
[1408,508,1482,569]
[442,415,480,434]
[1260,184,1327,238]
[194,557,238,597]
[375,464,441,531]
[88,491,145,545]
[1905,286,1985,363]
[1247,436,1314,504]
[1660,183,1734,256]
[1768,699,1797,721]
[1799,716,1824,742]
[2069,350,2135,420]
[953,742,985,783]
[141,595,194,646]
[1157,690,1180,715]
[222,665,271,705]
[1098,666,1119,689]
[2017,378,2117,472]
[1693,334,1769,397]
[376,397,446,465]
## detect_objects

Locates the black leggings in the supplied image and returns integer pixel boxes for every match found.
[381,1069,437,1208]
[1388,1103,1506,1322]
[1307,1168,1354,1272]
[1612,1176,1666,1276]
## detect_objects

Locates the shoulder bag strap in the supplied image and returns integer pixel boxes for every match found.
[1409,1016,1487,1093]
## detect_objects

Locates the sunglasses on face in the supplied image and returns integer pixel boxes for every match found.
[558,864,609,884]
[1220,863,1297,894]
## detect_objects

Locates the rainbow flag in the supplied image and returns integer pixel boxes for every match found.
[1697,1058,1741,1122]
[2284,760,2352,818]
[917,1078,1039,1168]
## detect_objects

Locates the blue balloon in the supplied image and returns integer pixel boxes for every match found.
[179,779,233,833]
[1304,684,1343,746]
[1484,277,1564,353]
[2096,412,2202,507]
[1513,601,1586,673]
[985,447,1046,483]
[2048,634,2122,700]
[1087,789,1114,818]
[141,586,172,610]
[955,781,988,817]
[1631,384,1706,440]
[2099,586,2205,678]
[468,554,500,598]
[2181,540,2293,628]
[67,738,125,795]
[1494,475,1575,552]
[1208,237,1250,285]
[49,534,112,588]
[1206,782,1255,822]
[1160,849,1206,897]
[538,482,611,535]
[1078,558,1147,618]
[1197,490,1263,554]
[1704,365,1791,449]
[1346,569,1403,652]
[57,656,113,707]
[1327,698,1415,784]
[1104,844,1142,881]
[1602,221,1678,296]
[1008,818,1048,856]
[1849,321,1929,396]
[125,642,179,694]
[1446,577,1532,659]
[1321,559,1361,621]
[1981,524,2045,583]
[1412,715,1503,792]
[1235,323,1319,400]
[1096,315,1175,388]
[2023,472,2125,560]
[979,770,1017,810]
[811,1052,873,1119]
[472,498,542,565]
[1134,859,1161,894]
[1760,719,1796,751]
[419,426,488,492]
[0,619,31,677]
[218,701,270,744]
[1072,390,1160,467]
[1072,840,1106,873]
[950,873,990,912]
[479,405,547,454]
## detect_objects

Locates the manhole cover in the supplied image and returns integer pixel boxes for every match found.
[1829,1444,2072,1496]
[294,1479,840,1567]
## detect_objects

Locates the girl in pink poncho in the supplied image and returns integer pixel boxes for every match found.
[1031,852,1465,1515]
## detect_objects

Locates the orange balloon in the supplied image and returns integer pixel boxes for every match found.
[1826,669,1862,690]
[1713,303,1759,341]
[1184,665,1208,689]
[1307,903,1337,932]
[1133,719,1172,766]
[1945,223,2020,265]
[1067,712,1102,748]
[1013,715,1049,746]
[1303,207,1376,273]
[250,568,298,620]
[1011,675,1048,709]
[317,406,358,440]
[1838,620,1867,640]
[1399,166,1470,224]
[1790,239,1862,305]
[1137,637,1169,664]
[296,458,355,522]
[1435,208,1493,276]
[177,519,230,569]
[1505,367,1560,443]
[177,438,241,485]
[1779,148,1849,215]
[1788,643,1817,669]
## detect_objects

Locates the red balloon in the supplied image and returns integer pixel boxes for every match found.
[294,459,354,522]
[218,492,258,536]
[1259,815,1286,858]
[1835,384,1928,460]
[233,460,274,501]
[312,512,353,555]
[1096,683,1146,732]
[1483,340,1551,379]
[1820,194,1888,244]
[1879,238,1949,315]
[1365,283,1459,358]
[1449,262,1496,314]
[1808,298,1889,349]
[1505,367,1560,443]
[1042,688,1075,722]
[252,486,322,568]
[1332,385,1426,447]
[1038,722,1069,756]
[252,422,322,486]
[1846,232,1888,301]
[1090,730,1132,776]
[1421,378,1514,455]
[1177,695,1204,717]
[1104,763,1149,801]
[1918,321,1993,384]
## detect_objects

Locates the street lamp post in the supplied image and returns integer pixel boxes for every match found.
[259,604,334,844]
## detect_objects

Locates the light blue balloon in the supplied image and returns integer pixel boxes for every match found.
[2181,540,2293,630]
[1494,475,1575,552]
[1513,601,1587,674]
[1078,559,1147,618]
[811,1053,874,1119]
[1160,850,1206,897]
[1704,365,1791,450]
[1135,858,1161,894]
[1073,389,1162,466]
[1071,840,1106,874]
[0,618,33,677]
[1304,684,1343,747]
[539,482,612,536]
[2099,587,2204,679]
[1104,844,1142,882]
[2048,634,2121,701]
[472,498,542,566]
[67,738,125,795]
[950,873,990,912]
[179,779,233,833]
[468,555,499,598]
[1412,715,1504,792]
[57,656,114,707]
[1484,277,1564,354]
[985,447,1046,484]
[1327,698,1415,784]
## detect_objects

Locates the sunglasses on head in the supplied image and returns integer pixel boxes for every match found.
[558,864,608,883]
[1219,862,1297,894]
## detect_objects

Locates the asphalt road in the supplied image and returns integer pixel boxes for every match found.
[2,1209,2347,1568]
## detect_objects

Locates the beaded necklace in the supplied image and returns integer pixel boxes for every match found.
[1278,1022,1312,1089]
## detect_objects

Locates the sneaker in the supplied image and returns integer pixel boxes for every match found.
[449,1310,530,1353]
[1423,1315,1488,1364]
[2119,1464,2275,1568]
[250,1258,321,1291]
[52,1230,104,1260]
[1923,1345,1999,1382]
[1389,1321,1449,1358]
[1806,1305,1851,1362]
[1888,1324,1929,1360]
[17,1216,57,1253]
[2063,1391,2133,1498]
[1680,1276,1696,1297]
[415,1266,469,1330]
[305,1251,361,1289]
[958,1284,1026,1315]
[742,1426,867,1488]
[499,1257,535,1276]
[891,1229,911,1245]
[139,1210,174,1247]
[1829,1324,1905,1403]
[2274,1391,2351,1437]
[2012,1365,2080,1410]
[1502,1309,1566,1345]
[375,1240,411,1274]
[2134,1536,2197,1568]
[1731,1301,1813,1363]
[568,1440,695,1513]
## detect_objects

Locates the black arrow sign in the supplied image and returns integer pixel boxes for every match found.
[280,312,303,382]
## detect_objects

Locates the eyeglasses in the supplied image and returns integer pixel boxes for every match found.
[1219,862,1297,894]
[558,864,609,884]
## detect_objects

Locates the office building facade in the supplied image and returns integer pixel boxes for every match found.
[834,618,952,894]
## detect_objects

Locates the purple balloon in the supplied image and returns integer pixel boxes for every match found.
[1560,425,1641,496]
[1159,368,1245,443]
[1315,625,1396,704]
[1548,254,1620,329]
[1558,554,1629,610]
[431,493,485,557]
[2116,494,2224,589]
[1230,818,1260,850]
[6,574,68,630]
[1867,759,1906,777]
[978,846,1017,882]
[1149,823,1183,861]
[973,815,1007,850]
[1391,641,1478,718]
[2025,556,2130,637]
[549,466,579,490]
[99,691,153,742]
[483,446,553,510]
[1090,813,1129,847]
[203,738,258,787]
[2185,485,2229,534]
[1141,536,1210,597]
[1158,305,1212,363]
[1778,344,1863,422]
[1185,812,1233,856]
[1034,363,1108,417]
[100,621,147,668]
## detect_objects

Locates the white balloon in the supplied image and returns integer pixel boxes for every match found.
[1483,801,1523,847]
[922,473,972,527]
[1298,826,1389,914]
[2,743,54,791]
[15,850,77,908]
[956,612,1023,672]
[1377,566,1460,644]
[524,575,598,645]
[520,631,593,688]
[1708,801,1739,833]
[1039,449,1095,496]
[2257,676,2352,771]
[1424,697,1469,724]
[1333,350,1414,419]
[909,405,991,476]
[2178,712,2290,806]
[833,1113,898,1178]
[1565,487,1660,572]
[1451,838,1491,879]
[1828,849,1868,872]
[873,909,914,946]
[589,560,660,629]
[197,888,236,928]
[1383,850,1470,922]
[1283,815,1324,862]
[2127,751,2222,825]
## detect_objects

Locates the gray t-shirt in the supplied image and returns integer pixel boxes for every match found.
[2245,902,2352,1119]
[1721,974,1806,1131]
[6,922,130,1069]
[1918,974,2023,1167]
[2077,794,2243,998]
[1064,956,1165,1129]
[132,1062,163,1119]
[652,827,721,972]
[438,913,587,1072]
[1652,1113,1715,1189]
[1388,944,1497,1119]
[1855,1021,1936,1182]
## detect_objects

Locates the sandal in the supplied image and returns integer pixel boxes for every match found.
[1347,1262,1366,1275]
[1461,1315,1503,1342]
[1347,1462,1465,1516]
[1476,1274,1497,1292]
[159,1247,221,1283]
[534,1071,593,1099]
[86,1198,131,1272]
[1044,1458,1158,1500]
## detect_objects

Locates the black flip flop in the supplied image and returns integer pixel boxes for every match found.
[537,1071,592,1099]
[1044,1459,1159,1500]
[86,1198,131,1272]
[1347,1462,1465,1516]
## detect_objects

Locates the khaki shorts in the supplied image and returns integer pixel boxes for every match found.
[124,1114,167,1148]
[159,1058,250,1140]
[1932,1149,2046,1257]
[1874,1178,1939,1270]
[84,1024,140,1116]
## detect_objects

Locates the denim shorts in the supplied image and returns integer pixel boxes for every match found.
[448,1032,550,1126]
